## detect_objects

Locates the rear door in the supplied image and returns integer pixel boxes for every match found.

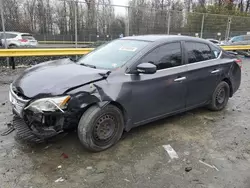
[184,41,222,108]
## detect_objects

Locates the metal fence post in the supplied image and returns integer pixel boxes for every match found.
[225,16,232,41]
[74,0,78,48]
[167,10,171,35]
[228,16,232,40]
[200,13,205,38]
[0,0,8,67]
[124,6,130,36]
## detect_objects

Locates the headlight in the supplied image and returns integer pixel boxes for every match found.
[25,96,71,112]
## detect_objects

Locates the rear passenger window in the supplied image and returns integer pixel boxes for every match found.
[140,42,182,70]
[186,42,215,64]
[22,34,35,40]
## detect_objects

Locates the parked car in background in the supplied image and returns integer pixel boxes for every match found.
[0,32,38,48]
[9,35,241,152]
[226,35,250,45]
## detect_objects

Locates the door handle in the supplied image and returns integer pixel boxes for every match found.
[174,77,186,82]
[211,69,220,74]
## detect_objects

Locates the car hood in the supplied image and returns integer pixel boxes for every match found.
[12,58,109,98]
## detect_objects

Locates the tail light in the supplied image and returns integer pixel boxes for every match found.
[235,59,242,68]
[19,39,28,42]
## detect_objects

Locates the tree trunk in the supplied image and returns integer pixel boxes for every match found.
[246,0,250,12]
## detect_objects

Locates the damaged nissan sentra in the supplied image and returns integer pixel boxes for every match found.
[9,35,241,151]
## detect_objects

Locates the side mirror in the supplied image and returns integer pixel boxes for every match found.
[136,62,157,74]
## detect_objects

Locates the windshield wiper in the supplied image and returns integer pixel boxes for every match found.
[80,63,96,69]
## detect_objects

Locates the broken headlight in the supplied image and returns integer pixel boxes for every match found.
[25,96,71,112]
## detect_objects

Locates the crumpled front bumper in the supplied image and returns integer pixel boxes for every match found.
[9,85,67,143]
[13,116,45,143]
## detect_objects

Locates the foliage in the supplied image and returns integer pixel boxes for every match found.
[185,4,250,38]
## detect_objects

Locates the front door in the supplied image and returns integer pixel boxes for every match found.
[129,42,188,124]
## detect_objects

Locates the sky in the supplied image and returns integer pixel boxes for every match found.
[113,0,128,5]
[112,0,129,16]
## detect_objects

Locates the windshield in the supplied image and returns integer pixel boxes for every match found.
[77,39,150,69]
[230,36,243,43]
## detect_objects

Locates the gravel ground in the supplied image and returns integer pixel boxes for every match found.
[0,59,250,188]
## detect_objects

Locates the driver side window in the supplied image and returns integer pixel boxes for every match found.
[140,42,182,70]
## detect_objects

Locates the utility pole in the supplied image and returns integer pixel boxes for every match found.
[0,0,8,67]
[74,0,78,48]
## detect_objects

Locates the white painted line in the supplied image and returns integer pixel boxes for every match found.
[163,144,179,159]
[199,160,219,171]
[124,178,130,182]
[55,177,65,183]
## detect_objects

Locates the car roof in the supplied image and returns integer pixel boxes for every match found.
[121,35,208,43]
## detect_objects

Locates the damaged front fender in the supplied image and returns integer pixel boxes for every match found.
[66,79,133,131]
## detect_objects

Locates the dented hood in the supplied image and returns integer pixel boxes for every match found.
[12,58,109,98]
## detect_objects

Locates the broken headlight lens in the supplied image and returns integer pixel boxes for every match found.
[25,96,71,112]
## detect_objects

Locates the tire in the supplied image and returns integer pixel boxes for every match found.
[78,104,124,152]
[208,81,230,111]
[8,44,17,49]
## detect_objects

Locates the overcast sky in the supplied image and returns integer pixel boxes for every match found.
[112,0,129,15]
[112,0,128,6]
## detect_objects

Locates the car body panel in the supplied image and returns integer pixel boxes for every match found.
[12,58,109,98]
[185,59,222,108]
[129,65,188,124]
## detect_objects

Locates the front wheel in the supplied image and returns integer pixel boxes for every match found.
[208,81,230,111]
[78,104,124,152]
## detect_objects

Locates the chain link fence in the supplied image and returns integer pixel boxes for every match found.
[1,0,250,48]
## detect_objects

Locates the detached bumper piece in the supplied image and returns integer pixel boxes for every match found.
[13,116,45,143]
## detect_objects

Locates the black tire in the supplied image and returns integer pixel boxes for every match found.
[78,104,124,152]
[8,44,17,49]
[208,81,230,111]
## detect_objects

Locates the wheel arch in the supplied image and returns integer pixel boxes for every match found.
[222,77,233,97]
[109,101,128,126]
[8,43,18,48]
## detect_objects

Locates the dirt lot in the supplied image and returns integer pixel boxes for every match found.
[0,60,250,188]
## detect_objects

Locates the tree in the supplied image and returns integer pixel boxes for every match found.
[24,0,37,32]
[85,0,97,36]
[185,3,250,38]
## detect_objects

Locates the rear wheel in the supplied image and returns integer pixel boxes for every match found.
[8,44,17,49]
[78,104,124,152]
[208,81,230,111]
